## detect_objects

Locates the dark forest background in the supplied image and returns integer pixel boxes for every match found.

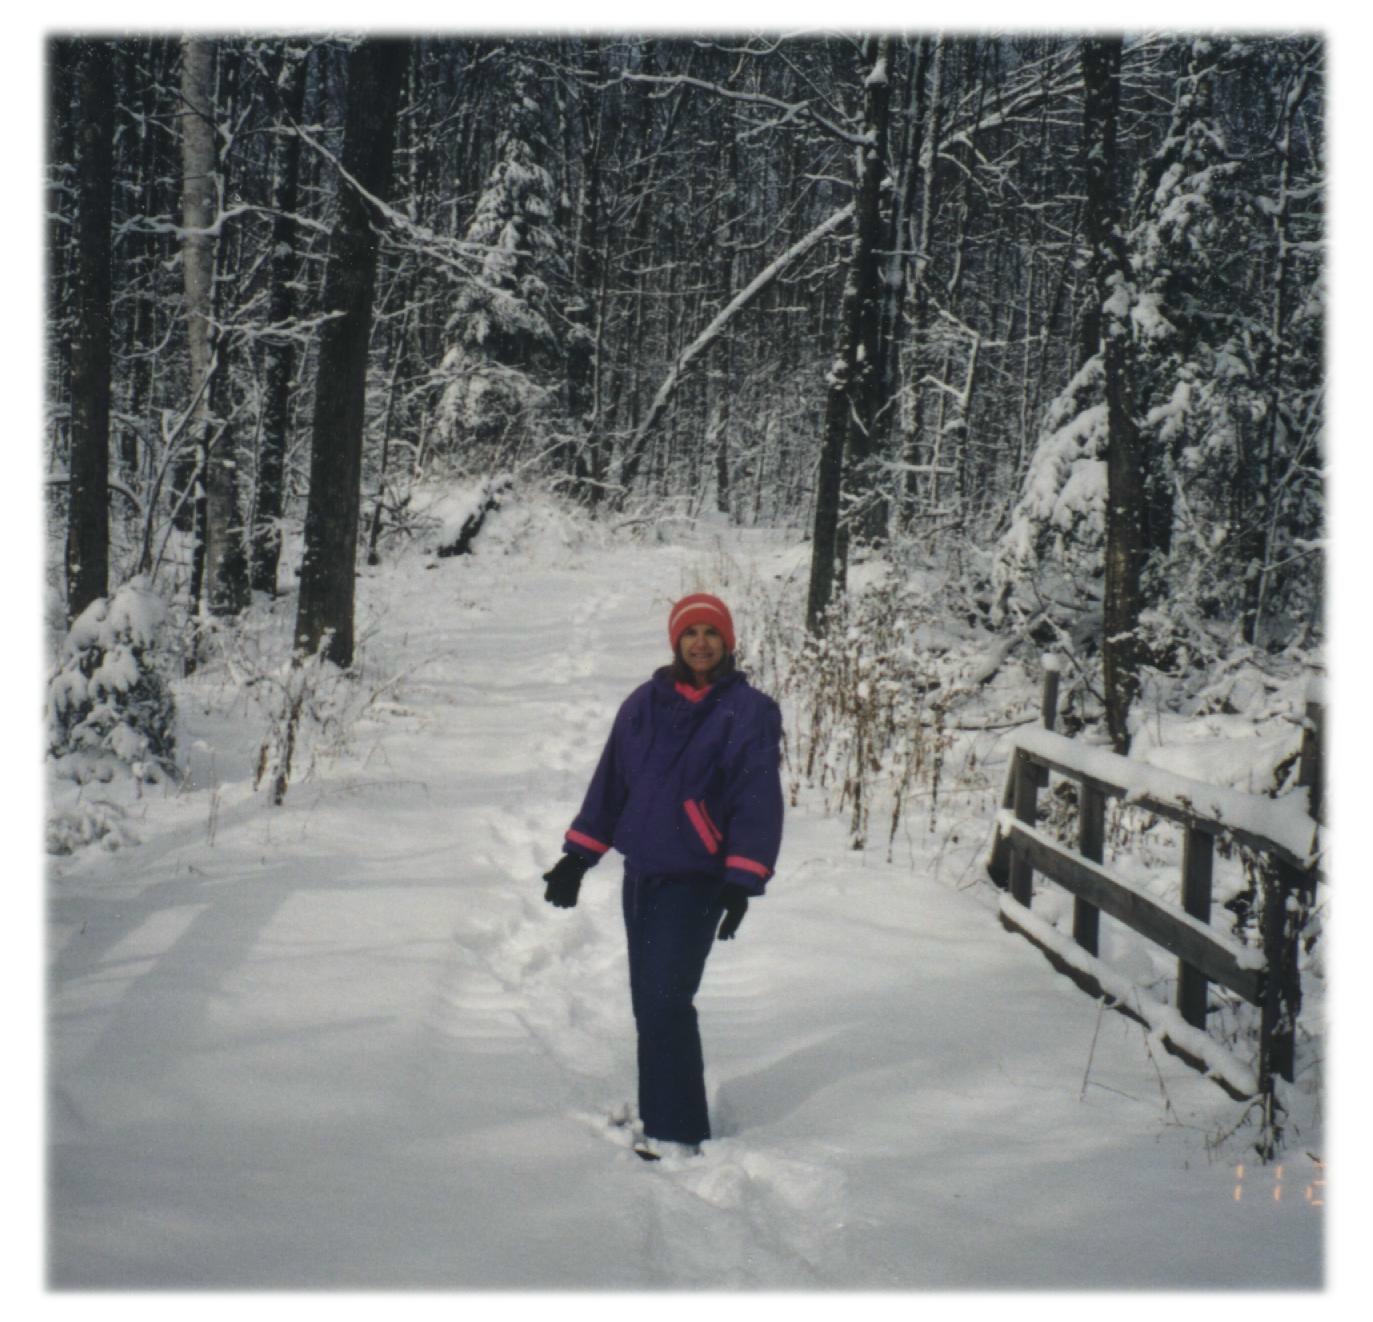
[45,32,1323,757]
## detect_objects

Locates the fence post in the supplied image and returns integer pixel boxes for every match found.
[1297,686,1324,823]
[989,659,1059,888]
[1009,749,1038,906]
[1033,656,1061,788]
[1040,655,1061,731]
[1257,857,1317,1157]
[1074,783,1105,955]
[1178,826,1215,1029]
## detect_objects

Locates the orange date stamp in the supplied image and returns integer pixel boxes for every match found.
[1232,1159,1324,1208]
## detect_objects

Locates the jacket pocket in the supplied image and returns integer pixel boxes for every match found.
[683,799,722,855]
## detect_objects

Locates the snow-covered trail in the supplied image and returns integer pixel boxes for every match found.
[47,519,1323,1289]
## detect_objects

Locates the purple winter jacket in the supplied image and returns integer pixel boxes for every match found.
[562,667,784,894]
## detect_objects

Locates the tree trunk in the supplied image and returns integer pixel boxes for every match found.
[1082,36,1144,753]
[714,107,741,518]
[878,38,921,521]
[252,45,310,595]
[179,37,217,626]
[202,41,250,616]
[1244,57,1311,646]
[561,44,600,498]
[807,35,893,630]
[843,35,895,548]
[366,309,409,566]
[65,38,114,623]
[47,40,77,434]
[122,82,155,479]
[901,36,944,524]
[294,37,406,668]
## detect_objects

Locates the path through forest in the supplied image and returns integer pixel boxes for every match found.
[46,514,1324,1290]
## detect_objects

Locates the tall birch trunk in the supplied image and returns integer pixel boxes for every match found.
[178,34,248,625]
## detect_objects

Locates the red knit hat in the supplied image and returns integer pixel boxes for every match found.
[668,593,736,654]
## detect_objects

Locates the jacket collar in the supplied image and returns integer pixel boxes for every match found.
[651,665,743,706]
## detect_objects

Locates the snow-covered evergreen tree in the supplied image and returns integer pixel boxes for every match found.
[1124,43,1243,565]
[433,61,576,463]
[1121,38,1321,658]
[994,37,1322,678]
[47,577,177,786]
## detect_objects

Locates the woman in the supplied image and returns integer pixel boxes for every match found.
[540,592,784,1160]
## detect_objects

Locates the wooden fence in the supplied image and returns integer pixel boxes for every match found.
[986,665,1323,1157]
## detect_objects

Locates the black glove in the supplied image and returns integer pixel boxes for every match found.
[716,883,750,940]
[543,853,589,908]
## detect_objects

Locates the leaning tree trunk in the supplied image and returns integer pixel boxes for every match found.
[617,201,854,503]
[65,37,114,623]
[293,37,406,669]
[1082,36,1145,753]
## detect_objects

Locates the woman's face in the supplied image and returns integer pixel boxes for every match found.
[679,623,726,681]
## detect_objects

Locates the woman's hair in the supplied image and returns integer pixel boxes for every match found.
[671,645,737,688]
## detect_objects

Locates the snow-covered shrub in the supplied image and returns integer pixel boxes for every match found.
[47,577,177,787]
[46,796,137,856]
[254,649,322,807]
[746,555,1008,857]
[250,634,419,807]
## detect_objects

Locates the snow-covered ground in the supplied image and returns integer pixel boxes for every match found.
[44,499,1325,1293]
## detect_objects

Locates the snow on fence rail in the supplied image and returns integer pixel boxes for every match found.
[985,664,1323,1158]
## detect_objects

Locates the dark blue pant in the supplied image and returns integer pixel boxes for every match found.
[622,869,727,1145]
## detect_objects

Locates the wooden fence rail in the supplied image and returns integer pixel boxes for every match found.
[986,666,1322,1157]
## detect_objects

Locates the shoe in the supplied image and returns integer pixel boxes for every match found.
[634,1138,701,1162]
